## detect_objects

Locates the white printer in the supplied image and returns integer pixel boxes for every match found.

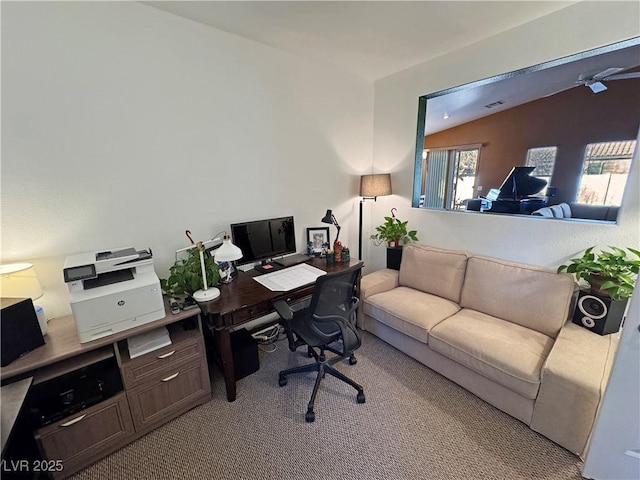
[63,247,165,343]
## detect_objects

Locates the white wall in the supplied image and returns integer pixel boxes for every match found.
[1,2,373,318]
[368,1,640,272]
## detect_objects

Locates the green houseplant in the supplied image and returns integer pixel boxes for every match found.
[557,246,640,300]
[160,247,220,298]
[370,210,419,248]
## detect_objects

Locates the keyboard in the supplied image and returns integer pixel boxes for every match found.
[273,253,312,268]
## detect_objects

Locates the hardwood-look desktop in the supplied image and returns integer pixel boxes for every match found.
[198,256,362,402]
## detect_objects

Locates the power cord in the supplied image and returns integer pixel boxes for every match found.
[253,324,283,353]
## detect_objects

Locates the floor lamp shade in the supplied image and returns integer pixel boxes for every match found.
[360,174,392,198]
[359,174,392,260]
[0,263,43,300]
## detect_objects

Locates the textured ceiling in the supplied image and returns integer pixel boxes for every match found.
[144,1,577,81]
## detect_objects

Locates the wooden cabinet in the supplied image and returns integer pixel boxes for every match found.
[120,326,211,434]
[35,392,135,479]
[2,305,212,479]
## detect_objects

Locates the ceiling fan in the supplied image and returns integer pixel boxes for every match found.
[578,67,640,93]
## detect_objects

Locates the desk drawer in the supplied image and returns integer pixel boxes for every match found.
[35,392,135,479]
[126,358,210,434]
[229,301,271,325]
[121,332,202,389]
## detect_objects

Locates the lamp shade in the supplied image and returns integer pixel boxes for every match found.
[321,210,334,225]
[0,263,43,300]
[360,174,392,197]
[214,236,243,262]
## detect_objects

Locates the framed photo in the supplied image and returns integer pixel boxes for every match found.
[306,227,330,255]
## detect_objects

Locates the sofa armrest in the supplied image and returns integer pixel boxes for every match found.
[530,322,618,457]
[357,269,399,328]
[361,269,399,299]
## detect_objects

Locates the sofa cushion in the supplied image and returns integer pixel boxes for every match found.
[399,244,469,303]
[460,256,574,338]
[363,287,460,344]
[429,308,555,399]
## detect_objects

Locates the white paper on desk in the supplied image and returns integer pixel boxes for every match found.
[253,263,327,292]
[127,326,172,359]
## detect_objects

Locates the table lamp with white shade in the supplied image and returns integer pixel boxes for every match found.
[0,262,48,334]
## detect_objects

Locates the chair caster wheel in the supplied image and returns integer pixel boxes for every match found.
[357,392,366,404]
[349,355,357,365]
[279,376,287,387]
[305,410,315,422]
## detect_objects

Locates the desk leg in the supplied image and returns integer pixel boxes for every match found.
[215,327,237,402]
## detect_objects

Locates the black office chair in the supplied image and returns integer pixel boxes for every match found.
[273,262,365,422]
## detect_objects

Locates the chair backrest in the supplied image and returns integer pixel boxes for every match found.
[307,262,364,351]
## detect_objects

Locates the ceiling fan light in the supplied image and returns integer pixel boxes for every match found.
[587,81,607,94]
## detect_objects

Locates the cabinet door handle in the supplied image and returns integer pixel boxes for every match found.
[60,414,86,427]
[161,372,179,382]
[157,350,176,359]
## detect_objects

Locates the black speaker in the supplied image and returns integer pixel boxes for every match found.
[1,298,45,366]
[572,290,627,335]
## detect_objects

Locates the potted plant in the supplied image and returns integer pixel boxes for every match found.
[370,209,419,270]
[160,247,221,299]
[557,246,640,300]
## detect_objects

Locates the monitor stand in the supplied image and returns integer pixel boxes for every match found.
[253,262,283,275]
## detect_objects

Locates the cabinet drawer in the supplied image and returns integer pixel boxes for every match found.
[127,359,210,434]
[121,333,202,389]
[230,301,271,324]
[35,392,134,479]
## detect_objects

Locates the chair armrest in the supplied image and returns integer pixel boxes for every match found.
[530,322,619,457]
[361,269,400,299]
[273,299,293,321]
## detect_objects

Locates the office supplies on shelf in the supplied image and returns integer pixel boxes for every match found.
[253,263,326,292]
[63,247,165,343]
[127,326,172,359]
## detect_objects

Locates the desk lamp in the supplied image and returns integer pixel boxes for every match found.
[213,235,243,283]
[0,262,47,334]
[359,174,392,259]
[176,233,243,302]
[321,210,341,248]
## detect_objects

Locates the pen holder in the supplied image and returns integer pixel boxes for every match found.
[326,251,334,265]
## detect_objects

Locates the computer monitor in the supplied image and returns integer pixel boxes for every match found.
[497,166,547,200]
[230,216,296,266]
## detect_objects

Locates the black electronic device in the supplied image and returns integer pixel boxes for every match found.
[27,357,123,428]
[497,166,547,200]
[230,328,259,380]
[230,216,296,268]
[1,298,45,367]
[572,290,627,335]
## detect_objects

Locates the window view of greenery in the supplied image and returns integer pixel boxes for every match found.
[577,140,636,205]
[525,146,557,195]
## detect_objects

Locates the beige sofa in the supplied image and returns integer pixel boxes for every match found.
[359,243,618,457]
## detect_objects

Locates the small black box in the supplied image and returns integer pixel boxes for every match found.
[1,298,45,367]
[230,328,259,380]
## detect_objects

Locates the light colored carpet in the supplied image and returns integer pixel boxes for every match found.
[71,331,583,479]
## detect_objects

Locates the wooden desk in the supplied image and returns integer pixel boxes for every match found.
[198,257,362,402]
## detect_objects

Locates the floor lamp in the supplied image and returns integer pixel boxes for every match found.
[359,174,392,259]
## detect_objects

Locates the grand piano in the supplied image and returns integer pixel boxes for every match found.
[469,166,548,214]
